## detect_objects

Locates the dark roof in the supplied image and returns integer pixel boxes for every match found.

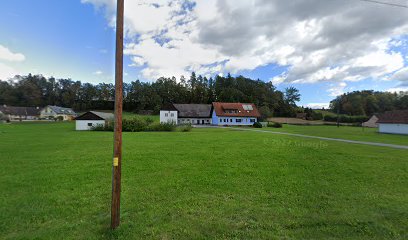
[213,102,261,117]
[161,104,178,111]
[377,110,408,124]
[0,106,40,116]
[47,105,76,115]
[173,104,212,118]
[75,111,114,121]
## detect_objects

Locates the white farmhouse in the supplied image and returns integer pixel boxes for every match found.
[160,104,212,125]
[160,104,178,124]
[75,111,114,131]
[41,105,76,121]
[377,110,408,135]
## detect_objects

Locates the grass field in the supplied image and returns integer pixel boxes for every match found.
[1,122,407,239]
[263,124,408,146]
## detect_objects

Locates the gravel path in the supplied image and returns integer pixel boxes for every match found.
[228,127,408,150]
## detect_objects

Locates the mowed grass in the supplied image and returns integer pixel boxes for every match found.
[263,124,408,146]
[0,122,407,239]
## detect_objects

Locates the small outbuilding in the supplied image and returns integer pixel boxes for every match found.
[377,110,408,135]
[362,115,378,128]
[75,111,114,131]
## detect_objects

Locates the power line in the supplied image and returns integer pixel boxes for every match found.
[357,0,408,8]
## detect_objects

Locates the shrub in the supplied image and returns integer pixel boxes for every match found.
[178,124,192,132]
[267,122,282,128]
[91,124,107,131]
[323,114,368,123]
[253,122,262,128]
[311,111,323,120]
[56,116,64,121]
[0,113,9,122]
[122,118,148,132]
[147,122,176,132]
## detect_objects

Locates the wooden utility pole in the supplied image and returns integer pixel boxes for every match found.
[111,0,124,229]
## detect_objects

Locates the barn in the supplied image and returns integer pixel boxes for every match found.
[377,110,408,135]
[75,111,114,131]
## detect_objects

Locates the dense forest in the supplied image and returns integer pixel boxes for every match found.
[0,73,301,118]
[330,90,408,116]
[2,74,406,118]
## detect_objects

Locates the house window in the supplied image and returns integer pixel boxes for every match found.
[250,119,255,123]
[165,113,168,117]
[171,113,174,117]
[88,123,93,127]
[230,119,232,122]
[236,119,242,123]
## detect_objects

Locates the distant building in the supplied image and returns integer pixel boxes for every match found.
[75,111,114,131]
[160,104,178,124]
[0,105,40,121]
[362,115,379,128]
[377,110,408,135]
[161,104,212,125]
[160,102,261,126]
[40,105,76,121]
[212,102,260,126]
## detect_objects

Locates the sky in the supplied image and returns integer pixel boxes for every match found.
[1,0,408,108]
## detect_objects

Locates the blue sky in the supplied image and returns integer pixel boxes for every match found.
[1,0,407,108]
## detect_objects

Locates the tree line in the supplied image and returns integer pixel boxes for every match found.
[0,73,301,118]
[330,90,408,116]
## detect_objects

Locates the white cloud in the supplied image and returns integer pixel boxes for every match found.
[93,70,103,75]
[82,0,408,84]
[305,103,330,109]
[328,82,347,97]
[0,63,19,81]
[387,87,408,93]
[0,45,25,62]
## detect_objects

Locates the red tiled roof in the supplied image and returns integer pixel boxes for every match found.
[213,102,261,117]
[377,110,408,124]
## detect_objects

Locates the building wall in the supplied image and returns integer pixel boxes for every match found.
[178,118,211,125]
[76,120,105,131]
[379,123,408,135]
[160,110,178,124]
[40,107,56,118]
[212,111,219,125]
[211,112,257,125]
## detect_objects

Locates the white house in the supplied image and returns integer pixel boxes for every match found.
[377,110,408,135]
[160,104,178,124]
[41,105,76,121]
[211,102,260,126]
[160,104,212,125]
[75,111,114,130]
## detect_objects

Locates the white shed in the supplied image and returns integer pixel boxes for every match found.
[75,111,114,131]
[377,110,408,135]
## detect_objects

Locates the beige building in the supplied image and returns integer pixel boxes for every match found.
[40,105,76,121]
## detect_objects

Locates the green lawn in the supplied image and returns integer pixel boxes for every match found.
[0,122,407,239]
[263,124,408,146]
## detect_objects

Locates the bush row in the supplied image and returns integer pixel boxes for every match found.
[323,114,369,123]
[92,118,177,132]
[267,122,283,128]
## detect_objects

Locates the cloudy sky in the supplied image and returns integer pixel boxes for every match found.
[1,0,407,107]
